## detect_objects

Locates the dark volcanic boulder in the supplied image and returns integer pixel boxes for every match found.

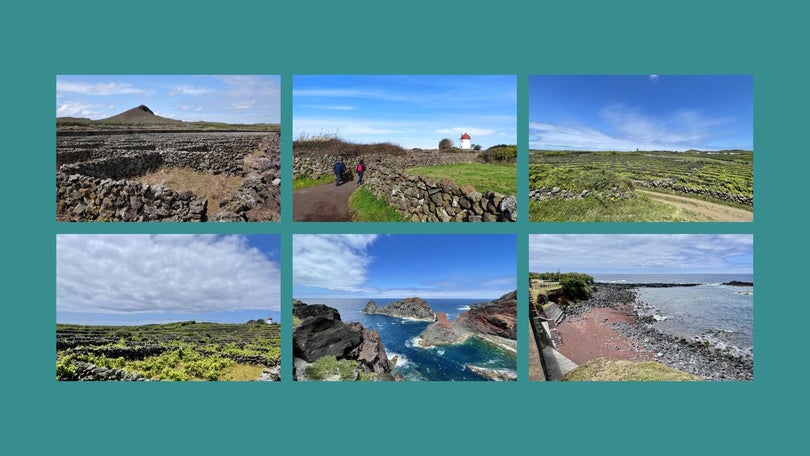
[293,316,363,362]
[418,312,462,346]
[363,297,435,321]
[454,291,517,340]
[292,300,397,380]
[293,300,341,321]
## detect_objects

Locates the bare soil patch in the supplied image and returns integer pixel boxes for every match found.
[138,168,244,214]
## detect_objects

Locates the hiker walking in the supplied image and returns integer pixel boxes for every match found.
[334,158,346,186]
[356,160,365,185]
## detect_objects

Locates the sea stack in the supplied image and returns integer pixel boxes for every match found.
[362,297,435,321]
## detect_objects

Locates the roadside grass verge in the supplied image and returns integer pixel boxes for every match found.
[293,175,334,190]
[406,163,516,195]
[529,195,703,222]
[137,167,243,213]
[349,188,405,222]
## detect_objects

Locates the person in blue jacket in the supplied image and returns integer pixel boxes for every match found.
[334,158,346,186]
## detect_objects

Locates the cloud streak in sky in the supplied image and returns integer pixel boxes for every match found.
[57,235,280,314]
[56,81,150,96]
[529,234,753,274]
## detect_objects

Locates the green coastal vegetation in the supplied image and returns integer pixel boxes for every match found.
[56,321,280,381]
[304,356,377,381]
[562,358,701,381]
[530,272,595,303]
[529,150,753,222]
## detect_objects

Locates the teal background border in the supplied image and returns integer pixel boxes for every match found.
[3,0,805,453]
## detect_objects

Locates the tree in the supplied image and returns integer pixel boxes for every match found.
[438,138,454,150]
[472,144,482,151]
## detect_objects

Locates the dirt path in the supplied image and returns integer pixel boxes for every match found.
[293,180,356,221]
[637,190,753,222]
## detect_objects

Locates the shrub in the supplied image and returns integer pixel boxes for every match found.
[532,272,594,301]
[479,145,517,164]
[305,356,360,381]
[438,138,454,150]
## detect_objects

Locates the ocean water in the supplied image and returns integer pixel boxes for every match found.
[594,274,753,351]
[305,298,516,381]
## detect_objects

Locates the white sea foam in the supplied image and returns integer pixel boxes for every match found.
[387,352,410,368]
[457,305,471,311]
[406,336,427,349]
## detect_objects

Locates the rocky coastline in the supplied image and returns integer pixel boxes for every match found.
[417,291,517,353]
[293,300,400,381]
[565,283,753,381]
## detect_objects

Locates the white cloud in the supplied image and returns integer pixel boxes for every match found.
[56,81,149,96]
[529,104,732,151]
[529,234,753,273]
[299,104,357,111]
[231,100,256,109]
[57,235,280,314]
[170,85,213,96]
[293,88,413,103]
[56,101,117,119]
[293,235,379,291]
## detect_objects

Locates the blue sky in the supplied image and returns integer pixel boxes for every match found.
[293,234,516,299]
[529,234,753,275]
[56,75,280,123]
[57,235,281,325]
[529,75,753,151]
[293,75,516,149]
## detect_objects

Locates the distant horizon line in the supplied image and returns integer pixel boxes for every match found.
[530,148,753,153]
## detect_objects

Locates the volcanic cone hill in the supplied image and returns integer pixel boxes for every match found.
[98,105,183,125]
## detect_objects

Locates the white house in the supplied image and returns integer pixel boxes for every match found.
[460,132,472,150]
[267,316,274,324]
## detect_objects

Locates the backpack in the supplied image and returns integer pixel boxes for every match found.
[357,163,364,173]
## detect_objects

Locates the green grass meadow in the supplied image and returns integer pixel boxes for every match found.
[406,163,516,195]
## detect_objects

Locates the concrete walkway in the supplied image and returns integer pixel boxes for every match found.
[528,323,546,381]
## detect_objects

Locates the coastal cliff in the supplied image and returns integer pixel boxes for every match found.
[417,291,517,350]
[363,297,436,321]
